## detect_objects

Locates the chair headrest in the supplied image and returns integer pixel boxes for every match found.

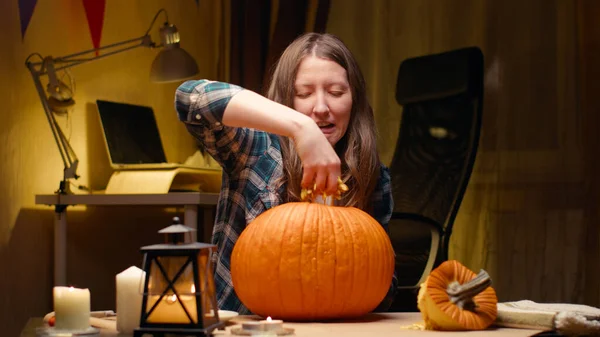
[396,47,484,105]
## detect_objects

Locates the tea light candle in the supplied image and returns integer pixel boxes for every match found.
[53,286,91,331]
[260,317,283,331]
[116,266,145,334]
[242,316,283,332]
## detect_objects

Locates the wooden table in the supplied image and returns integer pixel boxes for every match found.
[21,313,547,337]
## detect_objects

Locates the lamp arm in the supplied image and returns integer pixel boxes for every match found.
[23,35,154,194]
[27,8,168,74]
[26,61,79,193]
[28,35,154,75]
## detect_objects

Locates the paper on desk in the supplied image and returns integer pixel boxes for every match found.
[495,300,600,336]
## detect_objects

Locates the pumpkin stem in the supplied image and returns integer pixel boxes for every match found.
[300,176,349,204]
[446,270,492,311]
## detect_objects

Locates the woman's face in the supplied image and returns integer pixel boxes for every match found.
[293,56,352,146]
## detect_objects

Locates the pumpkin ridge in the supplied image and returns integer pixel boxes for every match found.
[355,210,375,311]
[335,207,354,316]
[283,202,308,318]
[258,206,278,315]
[326,205,338,317]
[340,207,362,316]
[331,203,354,317]
[315,204,322,319]
[299,203,308,317]
[277,202,294,317]
[304,202,320,319]
[269,205,285,316]
[317,204,335,317]
[310,204,321,319]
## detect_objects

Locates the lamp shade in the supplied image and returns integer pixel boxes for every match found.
[150,23,199,82]
[150,47,199,82]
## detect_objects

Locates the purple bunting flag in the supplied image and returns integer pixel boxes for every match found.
[18,0,38,39]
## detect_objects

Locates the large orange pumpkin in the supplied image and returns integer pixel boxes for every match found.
[230,202,395,320]
[417,260,498,330]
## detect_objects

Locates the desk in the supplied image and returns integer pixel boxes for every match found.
[35,192,219,287]
[20,313,546,337]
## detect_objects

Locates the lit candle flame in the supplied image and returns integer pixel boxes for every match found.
[191,284,196,293]
[267,316,272,322]
[166,294,178,304]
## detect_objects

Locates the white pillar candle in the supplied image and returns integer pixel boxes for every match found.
[53,286,91,331]
[116,266,145,334]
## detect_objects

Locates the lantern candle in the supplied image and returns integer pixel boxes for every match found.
[53,286,91,331]
[146,285,198,324]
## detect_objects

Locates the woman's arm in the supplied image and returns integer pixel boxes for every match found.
[223,90,341,194]
[176,80,341,194]
[177,80,252,174]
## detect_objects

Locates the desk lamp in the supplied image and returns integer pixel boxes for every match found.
[25,9,199,194]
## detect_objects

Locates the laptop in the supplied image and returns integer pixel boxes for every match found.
[96,99,211,171]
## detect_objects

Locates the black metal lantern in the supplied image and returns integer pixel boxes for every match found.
[134,217,224,337]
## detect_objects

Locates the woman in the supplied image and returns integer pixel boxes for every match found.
[175,33,396,314]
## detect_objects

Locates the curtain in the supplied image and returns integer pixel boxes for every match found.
[228,0,330,94]
[327,0,600,307]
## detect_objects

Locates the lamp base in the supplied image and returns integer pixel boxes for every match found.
[56,179,72,195]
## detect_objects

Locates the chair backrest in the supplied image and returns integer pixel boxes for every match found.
[390,47,484,265]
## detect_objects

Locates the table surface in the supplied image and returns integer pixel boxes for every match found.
[21,313,548,337]
[35,192,219,206]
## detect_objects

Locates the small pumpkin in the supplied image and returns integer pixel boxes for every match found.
[417,260,498,330]
[231,200,395,320]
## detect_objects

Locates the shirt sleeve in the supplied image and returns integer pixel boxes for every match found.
[175,80,263,174]
[371,163,398,312]
[371,164,394,230]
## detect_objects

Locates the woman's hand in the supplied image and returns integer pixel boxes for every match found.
[222,89,342,194]
[293,119,341,196]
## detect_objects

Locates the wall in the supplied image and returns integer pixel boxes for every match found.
[0,0,224,335]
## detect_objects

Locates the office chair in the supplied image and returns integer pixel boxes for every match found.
[387,47,484,311]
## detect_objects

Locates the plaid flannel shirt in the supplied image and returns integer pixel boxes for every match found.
[175,80,397,314]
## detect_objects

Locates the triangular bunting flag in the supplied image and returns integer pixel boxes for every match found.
[18,0,38,39]
[82,0,106,56]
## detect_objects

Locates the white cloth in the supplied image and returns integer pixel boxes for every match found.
[496,300,600,336]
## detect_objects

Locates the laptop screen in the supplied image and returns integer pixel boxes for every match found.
[96,100,168,165]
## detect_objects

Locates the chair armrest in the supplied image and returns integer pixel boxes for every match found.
[391,212,443,289]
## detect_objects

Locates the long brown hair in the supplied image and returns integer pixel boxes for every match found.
[266,33,380,211]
